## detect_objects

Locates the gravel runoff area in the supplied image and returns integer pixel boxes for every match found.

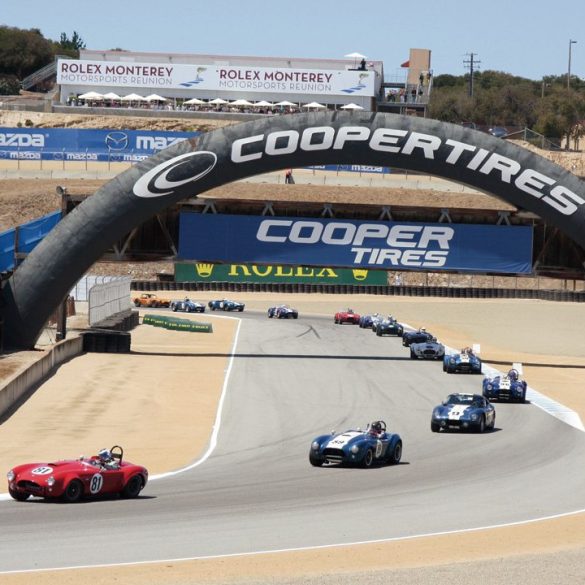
[1,292,585,584]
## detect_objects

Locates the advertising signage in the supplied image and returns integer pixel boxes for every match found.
[178,214,533,274]
[0,128,199,162]
[57,59,376,97]
[175,262,388,285]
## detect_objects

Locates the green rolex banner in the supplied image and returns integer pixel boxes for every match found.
[175,263,388,285]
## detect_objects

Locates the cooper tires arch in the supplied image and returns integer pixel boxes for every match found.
[3,111,585,348]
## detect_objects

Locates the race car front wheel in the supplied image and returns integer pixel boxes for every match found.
[309,453,324,467]
[362,448,374,468]
[63,479,83,503]
[9,488,30,501]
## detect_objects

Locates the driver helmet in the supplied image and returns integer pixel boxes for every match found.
[508,369,518,380]
[98,448,112,461]
[370,421,383,434]
[184,297,190,302]
[420,327,426,332]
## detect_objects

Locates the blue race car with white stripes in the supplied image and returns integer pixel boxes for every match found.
[483,369,527,402]
[443,347,482,374]
[309,421,402,468]
[431,393,495,433]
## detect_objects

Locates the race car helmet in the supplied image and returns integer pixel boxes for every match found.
[98,448,112,461]
[508,369,519,380]
[420,327,426,332]
[371,421,383,434]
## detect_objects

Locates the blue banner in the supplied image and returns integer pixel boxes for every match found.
[178,214,533,274]
[0,211,61,272]
[308,164,389,174]
[0,127,200,161]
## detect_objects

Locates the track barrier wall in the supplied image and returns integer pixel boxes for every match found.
[130,281,585,302]
[88,277,132,326]
[0,336,83,421]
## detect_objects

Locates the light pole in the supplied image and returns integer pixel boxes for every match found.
[568,39,577,89]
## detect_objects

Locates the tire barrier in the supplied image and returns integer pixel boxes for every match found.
[80,330,131,353]
[142,314,213,333]
[130,280,585,302]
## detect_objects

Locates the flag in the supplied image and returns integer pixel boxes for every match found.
[401,60,410,68]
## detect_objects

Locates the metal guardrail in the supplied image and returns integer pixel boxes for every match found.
[21,55,72,90]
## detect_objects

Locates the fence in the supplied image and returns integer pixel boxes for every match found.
[88,277,132,326]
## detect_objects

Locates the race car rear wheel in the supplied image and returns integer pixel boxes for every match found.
[362,448,374,468]
[388,441,402,465]
[122,475,143,498]
[9,488,30,501]
[63,479,83,503]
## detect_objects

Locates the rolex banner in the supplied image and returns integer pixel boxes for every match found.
[175,262,388,285]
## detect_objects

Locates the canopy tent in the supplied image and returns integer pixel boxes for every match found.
[102,92,121,100]
[340,103,364,110]
[121,93,146,101]
[344,52,367,59]
[208,98,228,105]
[145,94,167,101]
[254,100,274,107]
[230,99,254,107]
[183,97,206,105]
[302,101,326,109]
[274,100,297,107]
[78,91,103,100]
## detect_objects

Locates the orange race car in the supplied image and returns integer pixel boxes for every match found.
[132,293,171,308]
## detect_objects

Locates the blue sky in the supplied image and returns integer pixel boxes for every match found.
[3,0,584,81]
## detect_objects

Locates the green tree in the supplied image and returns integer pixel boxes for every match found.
[0,25,53,79]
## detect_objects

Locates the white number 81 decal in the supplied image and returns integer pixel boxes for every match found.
[90,474,104,494]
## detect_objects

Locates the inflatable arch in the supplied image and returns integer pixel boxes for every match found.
[3,111,585,349]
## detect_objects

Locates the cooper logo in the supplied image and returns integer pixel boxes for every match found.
[133,151,217,198]
[105,132,129,151]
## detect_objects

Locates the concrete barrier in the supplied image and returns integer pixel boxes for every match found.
[0,337,83,420]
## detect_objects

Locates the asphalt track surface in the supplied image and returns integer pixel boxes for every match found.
[2,311,585,573]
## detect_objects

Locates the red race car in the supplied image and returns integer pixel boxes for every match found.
[6,446,148,503]
[334,308,361,325]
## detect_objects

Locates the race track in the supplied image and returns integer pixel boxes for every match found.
[2,311,585,572]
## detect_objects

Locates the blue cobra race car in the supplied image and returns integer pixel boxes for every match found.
[358,313,382,329]
[431,393,495,433]
[170,298,205,313]
[309,420,402,468]
[267,305,299,319]
[208,299,245,312]
[443,347,482,374]
[483,368,527,402]
[402,328,433,346]
[375,316,404,337]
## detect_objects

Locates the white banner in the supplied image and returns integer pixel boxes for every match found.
[57,59,376,97]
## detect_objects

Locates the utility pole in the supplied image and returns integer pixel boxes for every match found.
[568,39,577,89]
[463,53,481,97]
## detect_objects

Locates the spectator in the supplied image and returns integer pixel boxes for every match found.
[285,169,294,184]
[359,58,366,71]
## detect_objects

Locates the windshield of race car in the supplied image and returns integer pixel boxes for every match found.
[445,394,475,405]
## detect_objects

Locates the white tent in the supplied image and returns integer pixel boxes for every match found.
[102,92,121,100]
[274,100,297,107]
[302,101,326,109]
[78,91,103,100]
[208,98,228,105]
[145,94,167,101]
[344,52,367,59]
[230,99,254,107]
[341,103,364,110]
[254,100,274,107]
[183,98,206,105]
[121,93,146,101]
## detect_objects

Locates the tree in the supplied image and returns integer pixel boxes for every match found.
[0,25,53,79]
